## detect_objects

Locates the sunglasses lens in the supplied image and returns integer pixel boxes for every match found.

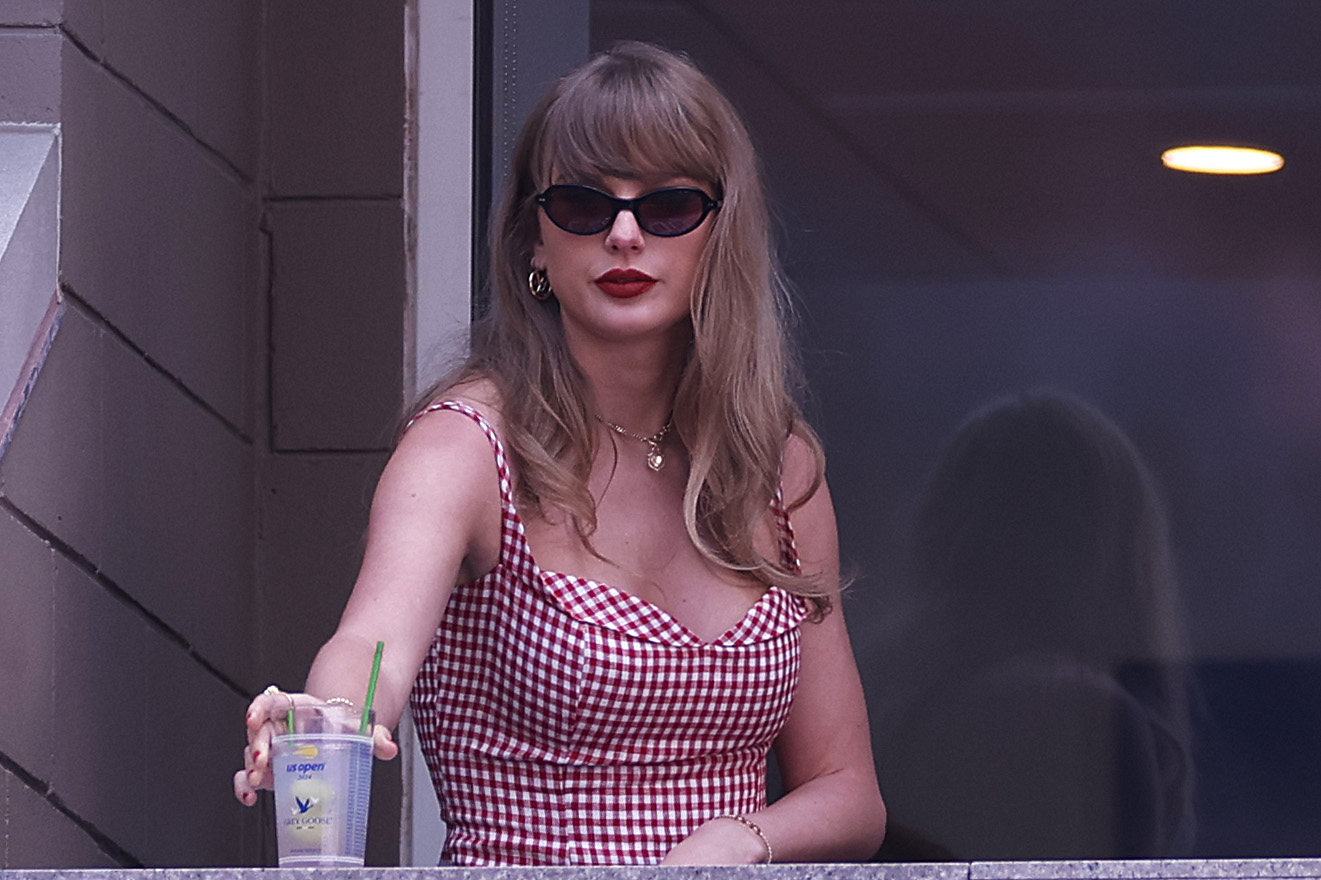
[543,187,615,234]
[635,189,709,236]
[540,186,715,236]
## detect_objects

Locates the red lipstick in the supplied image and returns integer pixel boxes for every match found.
[595,268,657,299]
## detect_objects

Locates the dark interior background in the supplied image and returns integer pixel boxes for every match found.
[590,0,1321,860]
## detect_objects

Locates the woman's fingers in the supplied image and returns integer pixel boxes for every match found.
[240,687,298,798]
[234,768,259,806]
[373,724,400,761]
[238,691,396,805]
[246,688,298,735]
[237,719,278,798]
[246,722,271,782]
[245,692,276,734]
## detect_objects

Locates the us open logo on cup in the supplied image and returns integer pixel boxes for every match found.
[273,720,374,866]
[282,746,337,840]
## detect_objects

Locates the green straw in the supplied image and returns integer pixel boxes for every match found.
[359,641,385,735]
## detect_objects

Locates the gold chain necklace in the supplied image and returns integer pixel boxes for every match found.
[596,415,674,472]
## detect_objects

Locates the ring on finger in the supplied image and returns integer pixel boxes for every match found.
[262,684,280,697]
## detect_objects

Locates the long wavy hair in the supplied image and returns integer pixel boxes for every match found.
[420,42,829,607]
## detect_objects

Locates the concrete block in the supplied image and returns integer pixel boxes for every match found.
[0,1,64,27]
[49,552,151,860]
[2,767,117,868]
[4,304,258,690]
[98,0,261,177]
[61,0,106,53]
[266,0,405,197]
[258,452,387,690]
[98,322,256,688]
[0,304,107,564]
[0,31,62,123]
[61,46,256,432]
[0,508,55,782]
[269,202,404,451]
[140,638,256,867]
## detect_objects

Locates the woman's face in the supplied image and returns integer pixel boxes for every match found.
[531,173,717,354]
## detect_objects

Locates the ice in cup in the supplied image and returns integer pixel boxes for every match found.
[271,702,374,867]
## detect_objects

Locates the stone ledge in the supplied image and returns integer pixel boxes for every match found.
[3,861,1321,880]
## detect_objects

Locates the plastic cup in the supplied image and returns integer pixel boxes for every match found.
[271,702,375,867]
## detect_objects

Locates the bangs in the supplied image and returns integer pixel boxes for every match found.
[534,58,725,192]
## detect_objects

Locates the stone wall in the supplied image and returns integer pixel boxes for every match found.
[0,0,406,868]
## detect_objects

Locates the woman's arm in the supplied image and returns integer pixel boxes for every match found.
[234,405,503,803]
[663,437,887,863]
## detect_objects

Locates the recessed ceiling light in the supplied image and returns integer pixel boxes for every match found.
[1161,145,1284,175]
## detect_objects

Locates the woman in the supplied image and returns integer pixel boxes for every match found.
[234,41,885,866]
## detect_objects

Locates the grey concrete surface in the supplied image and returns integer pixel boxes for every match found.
[0,0,64,27]
[0,30,62,122]
[2,305,258,687]
[60,43,257,433]
[77,0,262,177]
[0,507,56,780]
[265,0,405,198]
[2,860,1321,880]
[259,452,389,690]
[1,1,406,870]
[268,202,406,452]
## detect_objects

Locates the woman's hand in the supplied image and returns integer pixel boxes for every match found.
[232,402,502,808]
[231,688,399,806]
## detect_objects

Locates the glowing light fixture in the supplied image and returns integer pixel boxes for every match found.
[1161,145,1284,175]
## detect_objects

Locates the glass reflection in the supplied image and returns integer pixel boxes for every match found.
[878,390,1193,860]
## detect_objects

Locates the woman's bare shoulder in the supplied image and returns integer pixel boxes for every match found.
[411,376,508,437]
[781,427,827,506]
[376,379,506,549]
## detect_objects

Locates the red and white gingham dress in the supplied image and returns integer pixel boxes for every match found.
[408,401,809,866]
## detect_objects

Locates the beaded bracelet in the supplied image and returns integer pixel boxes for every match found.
[714,814,773,864]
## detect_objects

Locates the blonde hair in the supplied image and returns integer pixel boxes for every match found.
[426,42,828,608]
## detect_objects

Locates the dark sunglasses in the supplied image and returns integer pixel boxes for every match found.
[535,184,721,237]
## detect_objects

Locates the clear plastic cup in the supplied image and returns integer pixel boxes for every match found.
[271,702,375,867]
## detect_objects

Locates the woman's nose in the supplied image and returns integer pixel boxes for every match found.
[604,207,645,250]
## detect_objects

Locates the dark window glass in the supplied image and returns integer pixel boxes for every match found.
[590,0,1321,861]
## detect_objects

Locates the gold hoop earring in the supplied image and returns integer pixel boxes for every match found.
[528,268,553,301]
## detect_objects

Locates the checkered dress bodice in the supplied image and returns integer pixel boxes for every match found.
[408,401,809,866]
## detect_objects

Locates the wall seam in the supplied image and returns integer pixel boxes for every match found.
[57,24,253,186]
[0,496,251,701]
[59,286,253,445]
[0,748,141,867]
[259,209,276,451]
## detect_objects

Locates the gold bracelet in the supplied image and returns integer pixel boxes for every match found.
[714,814,773,864]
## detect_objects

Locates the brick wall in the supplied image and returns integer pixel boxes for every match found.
[0,1,407,867]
